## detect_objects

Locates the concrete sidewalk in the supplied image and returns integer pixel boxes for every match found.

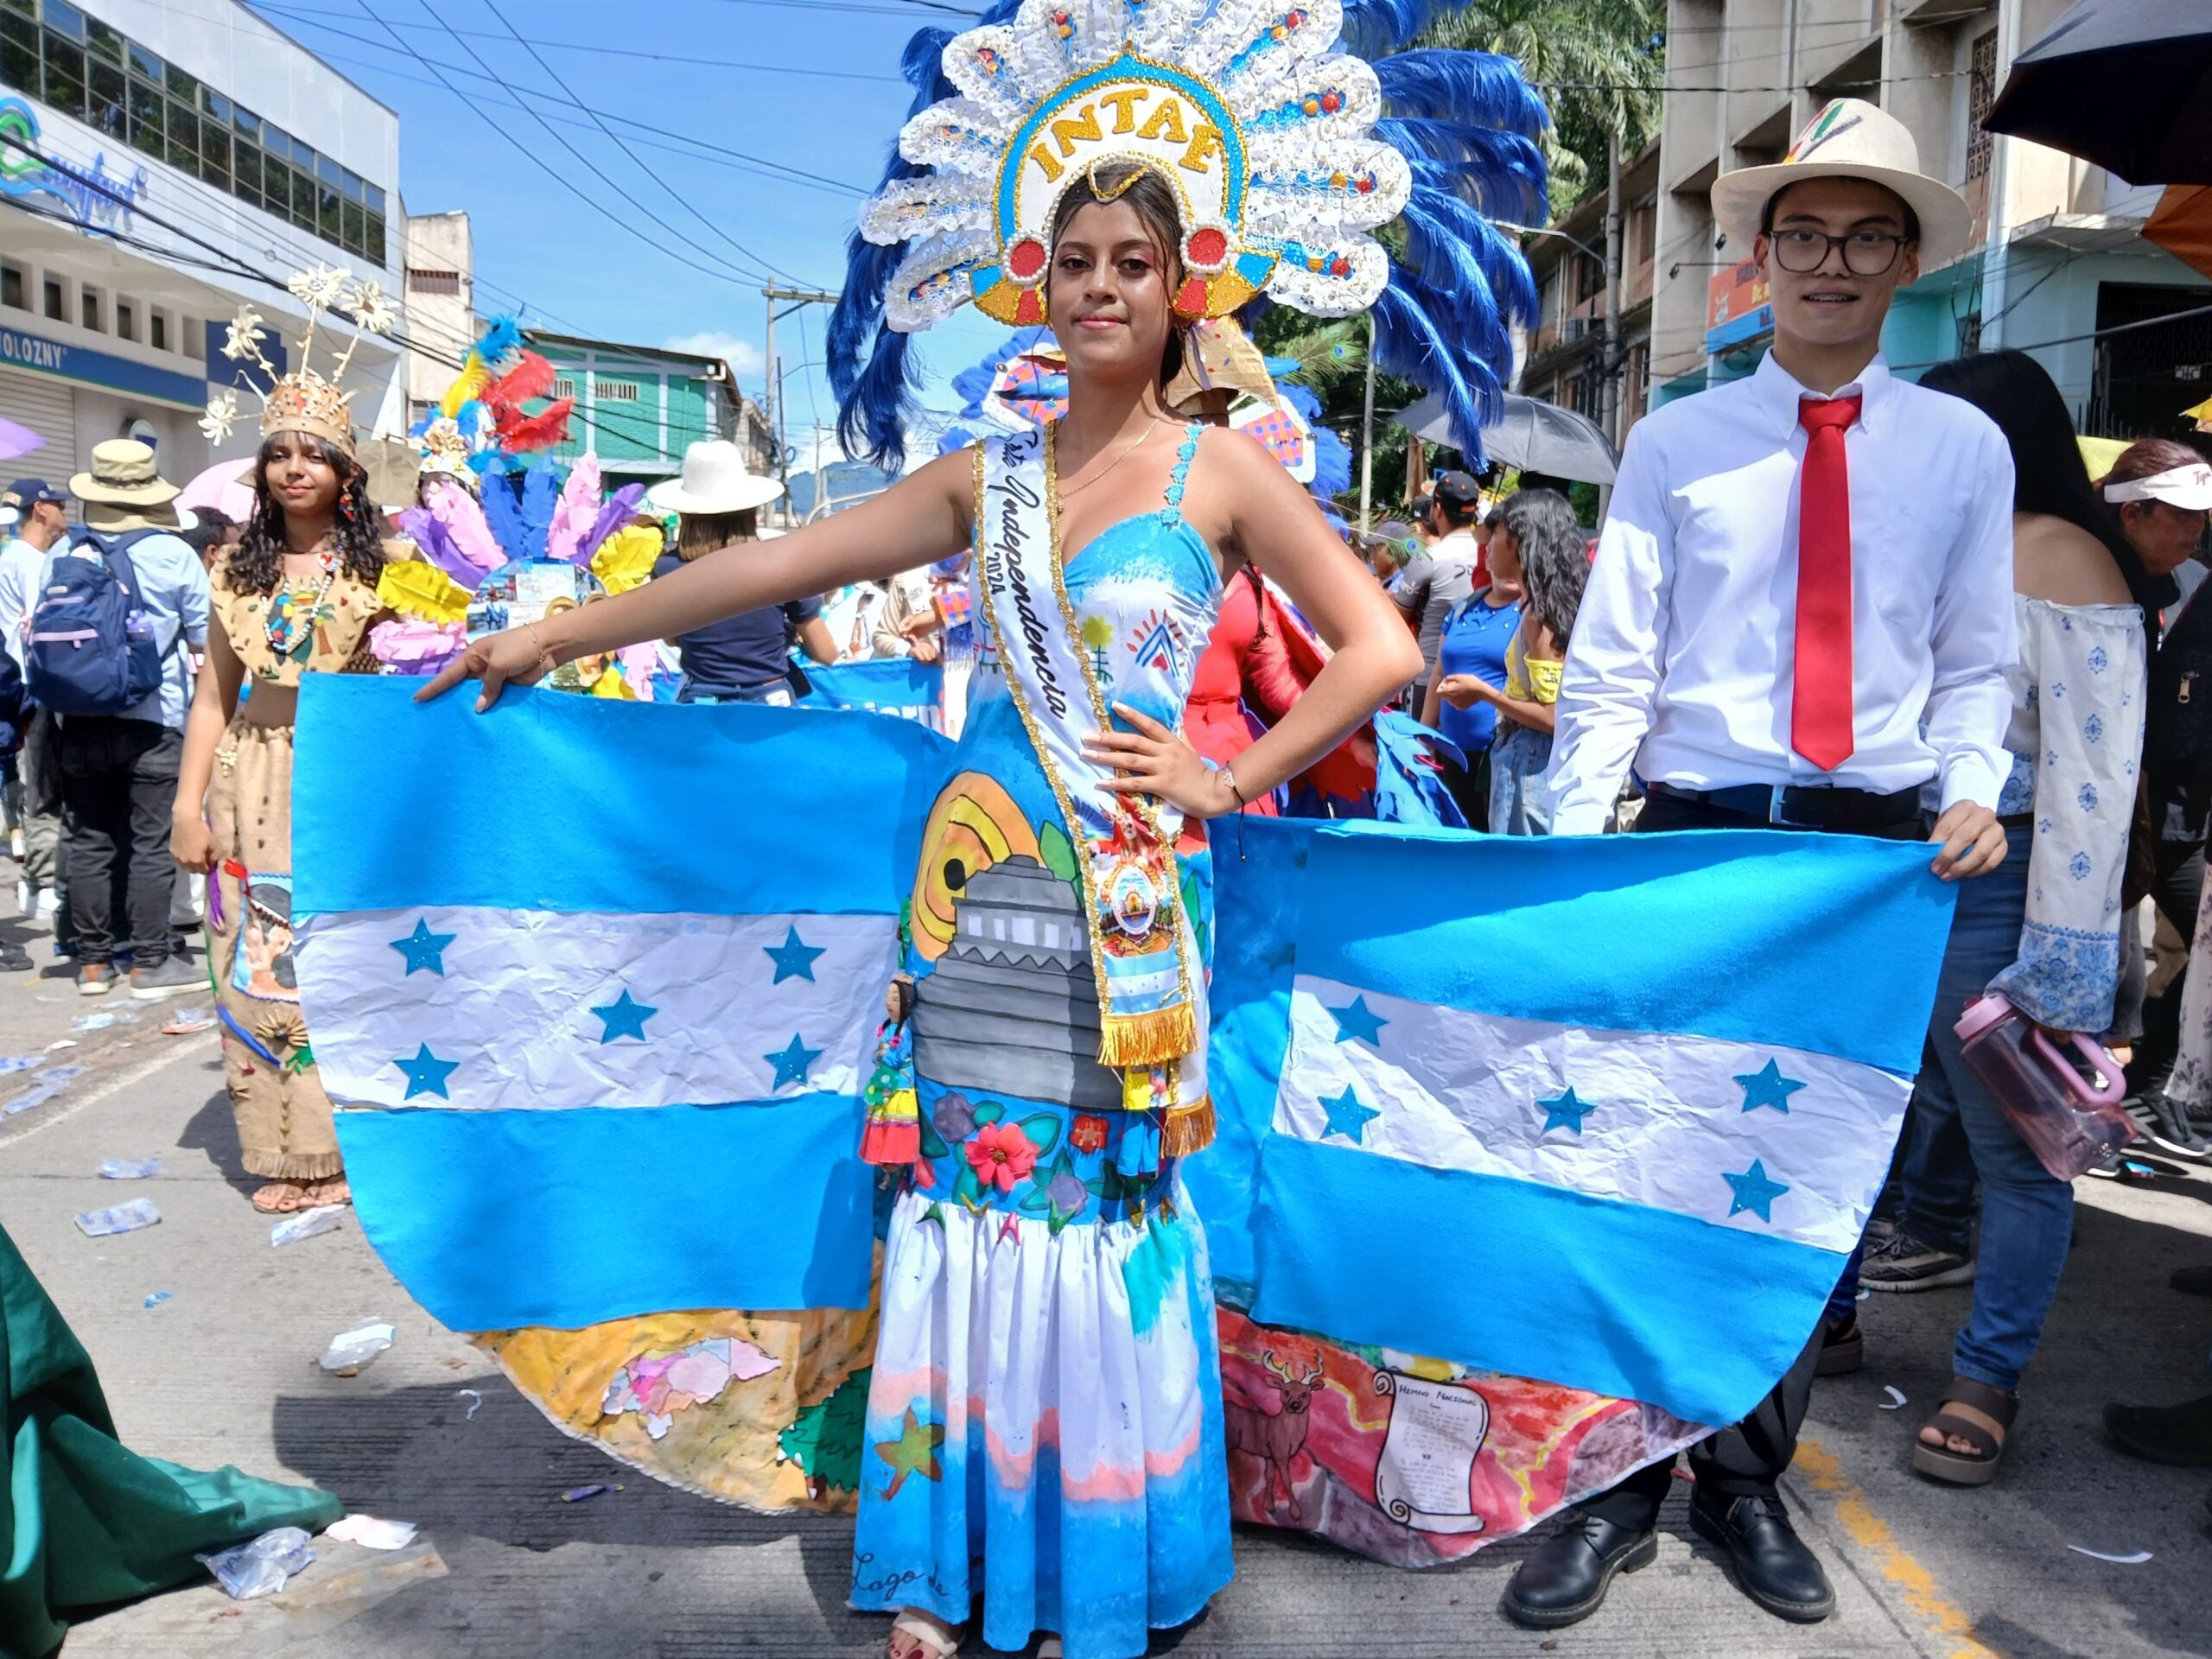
[4,941,2209,1657]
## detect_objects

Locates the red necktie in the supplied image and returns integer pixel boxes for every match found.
[1792,394,1862,772]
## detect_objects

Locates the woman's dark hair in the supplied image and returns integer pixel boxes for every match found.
[677,508,757,562]
[1049,160,1189,390]
[2103,437,2207,493]
[1918,351,2162,628]
[1497,488,1588,644]
[229,431,385,592]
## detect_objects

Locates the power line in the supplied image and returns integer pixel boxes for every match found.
[252,0,905,82]
[474,0,811,286]
[338,0,782,291]
[251,4,868,194]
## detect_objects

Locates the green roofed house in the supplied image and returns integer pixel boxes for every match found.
[523,330,775,489]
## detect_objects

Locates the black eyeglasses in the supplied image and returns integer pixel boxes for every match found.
[1769,227,1912,276]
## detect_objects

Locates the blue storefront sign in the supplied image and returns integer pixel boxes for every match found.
[0,321,207,410]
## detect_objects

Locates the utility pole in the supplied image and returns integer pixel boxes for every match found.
[1601,130,1624,450]
[761,284,839,524]
[1359,312,1377,531]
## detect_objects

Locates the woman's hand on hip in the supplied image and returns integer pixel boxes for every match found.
[170,812,216,875]
[1084,702,1230,820]
[415,625,558,710]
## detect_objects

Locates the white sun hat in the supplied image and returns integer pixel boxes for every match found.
[2106,461,2212,512]
[1710,98,1973,271]
[642,440,784,516]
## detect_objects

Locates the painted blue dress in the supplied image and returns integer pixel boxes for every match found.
[850,429,1233,1659]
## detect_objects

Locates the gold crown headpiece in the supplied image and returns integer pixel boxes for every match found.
[416,416,475,480]
[200,264,396,461]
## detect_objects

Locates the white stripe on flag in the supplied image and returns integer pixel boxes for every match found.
[296,908,897,1111]
[1278,976,1907,1253]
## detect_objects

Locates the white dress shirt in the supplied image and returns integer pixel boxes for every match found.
[1547,353,2018,836]
[0,536,45,671]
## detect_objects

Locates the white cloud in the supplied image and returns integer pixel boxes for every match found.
[662,331,766,378]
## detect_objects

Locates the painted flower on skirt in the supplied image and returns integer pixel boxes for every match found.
[1046,1163,1090,1218]
[932,1091,977,1141]
[965,1121,1038,1192]
[1070,1113,1109,1154]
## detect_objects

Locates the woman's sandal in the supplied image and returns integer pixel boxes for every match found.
[1911,1376,2018,1485]
[887,1610,963,1658]
[250,1179,313,1214]
[303,1175,353,1208]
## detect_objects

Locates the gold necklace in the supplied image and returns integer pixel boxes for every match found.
[1057,415,1164,501]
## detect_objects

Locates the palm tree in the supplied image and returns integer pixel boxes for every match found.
[1417,0,1665,210]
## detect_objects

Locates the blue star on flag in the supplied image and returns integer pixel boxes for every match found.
[1723,1159,1790,1224]
[765,1033,823,1090]
[392,1042,459,1100]
[1325,994,1389,1047]
[590,988,658,1044]
[1319,1085,1380,1144]
[389,918,455,976]
[764,925,827,984]
[1537,1086,1595,1134]
[1733,1058,1806,1114]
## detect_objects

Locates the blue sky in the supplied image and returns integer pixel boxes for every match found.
[250,0,1006,461]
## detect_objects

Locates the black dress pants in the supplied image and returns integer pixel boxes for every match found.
[57,716,181,967]
[1576,787,1919,1522]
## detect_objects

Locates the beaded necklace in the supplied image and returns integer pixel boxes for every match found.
[266,548,339,663]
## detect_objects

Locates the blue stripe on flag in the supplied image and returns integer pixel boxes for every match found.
[294,677,951,917]
[802,657,944,713]
[1299,823,1955,1073]
[1249,1135,1840,1427]
[334,1096,873,1330]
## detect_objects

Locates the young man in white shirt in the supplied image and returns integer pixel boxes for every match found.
[0,479,72,936]
[1390,469,1487,707]
[1510,100,2015,1630]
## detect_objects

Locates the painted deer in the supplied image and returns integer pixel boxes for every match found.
[1225,1351,1326,1521]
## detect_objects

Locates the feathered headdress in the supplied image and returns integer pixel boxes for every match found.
[201,264,397,460]
[411,317,578,481]
[830,0,1546,469]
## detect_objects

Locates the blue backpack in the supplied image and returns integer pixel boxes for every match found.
[25,530,174,717]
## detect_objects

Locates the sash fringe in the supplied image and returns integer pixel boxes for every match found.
[1096,1003,1199,1069]
[1160,1096,1216,1157]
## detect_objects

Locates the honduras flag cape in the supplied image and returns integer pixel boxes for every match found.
[294,680,1954,1551]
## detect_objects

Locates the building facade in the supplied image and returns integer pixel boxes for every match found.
[527,331,774,489]
[0,0,404,481]
[400,207,472,429]
[1516,141,1662,449]
[1631,0,2206,438]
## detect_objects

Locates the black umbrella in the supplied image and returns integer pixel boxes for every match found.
[1986,0,2212,185]
[1394,391,1618,486]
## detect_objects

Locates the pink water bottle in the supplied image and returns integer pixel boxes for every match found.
[1955,994,2137,1182]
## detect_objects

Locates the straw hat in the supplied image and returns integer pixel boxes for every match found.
[643,441,784,516]
[1710,99,1973,271]
[71,440,185,532]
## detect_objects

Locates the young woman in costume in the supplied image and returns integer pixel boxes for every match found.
[175,284,400,1215]
[423,3,1538,1647]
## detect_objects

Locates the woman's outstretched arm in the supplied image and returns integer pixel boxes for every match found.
[420,451,975,708]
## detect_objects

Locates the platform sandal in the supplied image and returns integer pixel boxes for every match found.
[1911,1376,2018,1485]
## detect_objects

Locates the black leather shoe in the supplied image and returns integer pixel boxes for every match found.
[1688,1493,1834,1623]
[1501,1509,1658,1629]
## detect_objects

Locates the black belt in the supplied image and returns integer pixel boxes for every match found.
[1648,779,1924,831]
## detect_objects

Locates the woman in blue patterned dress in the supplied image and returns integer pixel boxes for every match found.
[425,162,1421,1659]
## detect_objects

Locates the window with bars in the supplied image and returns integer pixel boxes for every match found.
[599,381,642,403]
[1965,31,1997,185]
[407,269,462,295]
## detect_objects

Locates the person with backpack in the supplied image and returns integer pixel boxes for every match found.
[43,442,207,1000]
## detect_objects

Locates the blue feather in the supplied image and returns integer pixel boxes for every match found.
[479,472,527,562]
[937,425,977,456]
[516,459,560,563]
[1310,424,1352,501]
[1279,382,1323,422]
[474,315,524,368]
[1374,49,1550,134]
[1338,0,1452,57]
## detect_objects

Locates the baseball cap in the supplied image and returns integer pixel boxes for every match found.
[3,478,66,509]
[1432,470,1481,511]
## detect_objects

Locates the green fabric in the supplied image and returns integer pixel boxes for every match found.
[0,1225,341,1658]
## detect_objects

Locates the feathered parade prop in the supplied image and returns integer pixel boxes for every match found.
[411,315,577,480]
[829,0,1546,468]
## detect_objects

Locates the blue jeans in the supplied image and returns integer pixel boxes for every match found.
[1892,834,2072,1391]
[1488,720,1552,836]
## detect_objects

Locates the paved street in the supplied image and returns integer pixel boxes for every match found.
[6,931,2209,1659]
